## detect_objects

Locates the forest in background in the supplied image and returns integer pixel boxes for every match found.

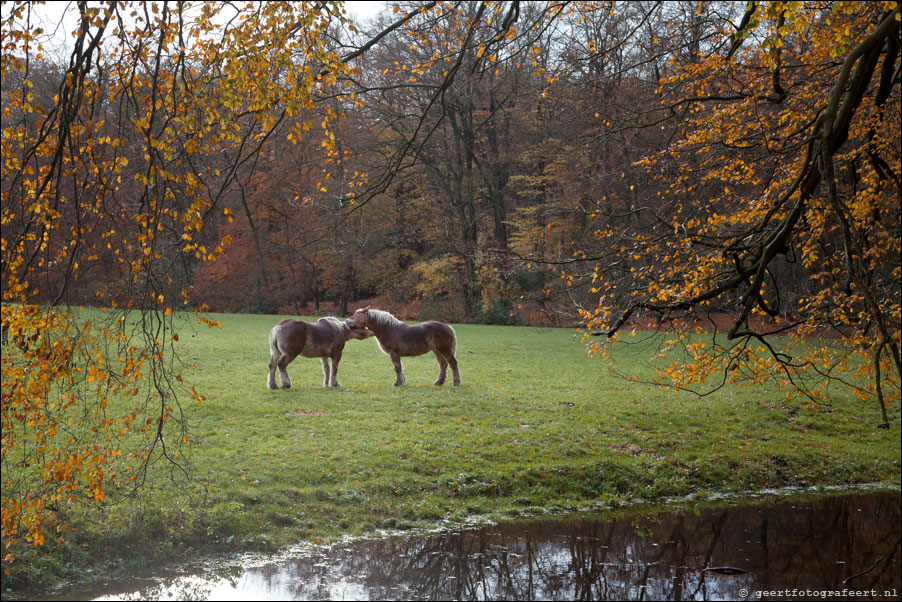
[4,2,870,325]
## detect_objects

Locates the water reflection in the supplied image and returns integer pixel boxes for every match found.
[52,491,901,601]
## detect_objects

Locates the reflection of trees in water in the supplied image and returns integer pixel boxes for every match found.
[235,495,900,600]
[87,564,242,601]
[752,492,901,592]
[75,492,900,601]
[114,577,212,602]
[230,492,899,601]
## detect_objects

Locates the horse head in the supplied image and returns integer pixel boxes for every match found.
[347,307,372,329]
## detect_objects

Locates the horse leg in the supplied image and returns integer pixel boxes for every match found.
[320,358,330,387]
[268,352,281,389]
[330,351,342,387]
[390,351,406,386]
[446,349,461,386]
[432,350,448,386]
[278,354,295,389]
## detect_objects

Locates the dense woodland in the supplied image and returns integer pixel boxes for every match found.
[2,1,899,556]
[8,1,895,326]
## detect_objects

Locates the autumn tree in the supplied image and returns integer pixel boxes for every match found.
[1,0,363,558]
[576,1,900,426]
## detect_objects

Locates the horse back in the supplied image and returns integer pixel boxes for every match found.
[391,321,455,356]
[274,318,344,358]
[304,318,345,356]
[421,320,454,338]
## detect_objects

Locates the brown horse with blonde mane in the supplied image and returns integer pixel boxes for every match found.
[267,316,373,389]
[346,307,461,386]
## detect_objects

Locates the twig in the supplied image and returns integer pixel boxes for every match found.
[842,557,884,584]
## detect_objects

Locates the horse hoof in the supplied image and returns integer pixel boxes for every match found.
[434,380,445,386]
[267,382,279,390]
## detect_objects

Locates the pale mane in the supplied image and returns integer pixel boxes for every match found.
[368,309,403,327]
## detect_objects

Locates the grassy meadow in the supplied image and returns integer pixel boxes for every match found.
[6,310,901,589]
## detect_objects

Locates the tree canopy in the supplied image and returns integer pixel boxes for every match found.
[580,1,900,427]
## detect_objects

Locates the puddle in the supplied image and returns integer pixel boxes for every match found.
[34,490,902,600]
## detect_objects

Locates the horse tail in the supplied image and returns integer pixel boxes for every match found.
[269,323,281,358]
[448,324,457,357]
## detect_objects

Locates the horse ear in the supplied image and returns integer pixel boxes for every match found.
[361,305,371,312]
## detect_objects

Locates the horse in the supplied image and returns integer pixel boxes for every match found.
[346,307,460,386]
[267,316,373,389]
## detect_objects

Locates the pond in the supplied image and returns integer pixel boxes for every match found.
[37,490,901,601]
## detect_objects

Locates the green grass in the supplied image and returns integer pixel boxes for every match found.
[4,311,900,591]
